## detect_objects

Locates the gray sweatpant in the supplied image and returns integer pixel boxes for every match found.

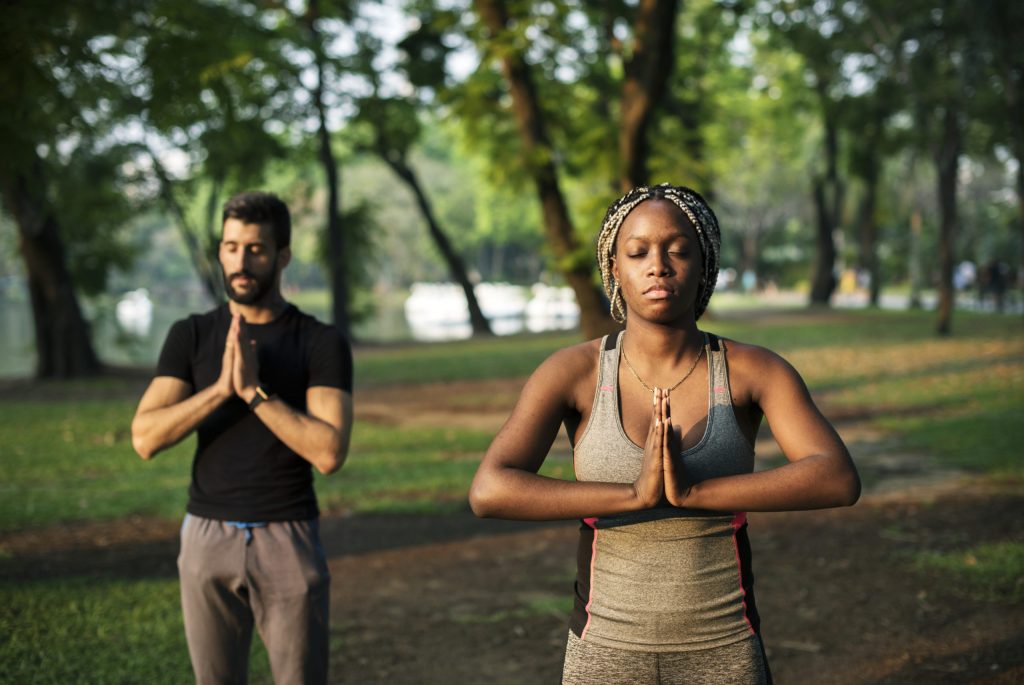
[178,515,331,685]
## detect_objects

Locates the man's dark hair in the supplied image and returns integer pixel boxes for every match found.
[222,191,291,249]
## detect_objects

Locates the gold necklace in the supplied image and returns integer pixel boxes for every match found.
[621,333,707,394]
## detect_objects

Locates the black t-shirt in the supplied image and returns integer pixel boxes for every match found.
[156,303,353,522]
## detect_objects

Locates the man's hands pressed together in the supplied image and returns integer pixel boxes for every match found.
[228,314,263,405]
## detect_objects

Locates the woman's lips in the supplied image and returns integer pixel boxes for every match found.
[643,285,673,299]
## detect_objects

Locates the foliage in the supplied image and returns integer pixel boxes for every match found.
[0,0,146,294]
[914,541,1024,603]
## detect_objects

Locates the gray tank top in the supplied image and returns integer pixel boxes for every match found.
[568,331,761,651]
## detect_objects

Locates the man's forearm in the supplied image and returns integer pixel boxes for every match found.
[251,398,348,475]
[132,384,232,459]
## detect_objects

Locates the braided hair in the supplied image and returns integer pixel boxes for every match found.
[596,183,721,323]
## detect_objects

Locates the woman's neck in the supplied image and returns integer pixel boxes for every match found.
[622,317,703,365]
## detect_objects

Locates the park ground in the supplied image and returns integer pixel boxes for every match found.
[2,308,1022,684]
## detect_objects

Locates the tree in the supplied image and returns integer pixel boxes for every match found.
[139,0,294,305]
[974,2,1024,301]
[351,26,493,335]
[356,95,495,335]
[463,0,611,337]
[616,0,681,192]
[763,0,867,306]
[0,0,143,377]
[898,0,987,335]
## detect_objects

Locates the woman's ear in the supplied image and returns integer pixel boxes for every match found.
[611,255,619,282]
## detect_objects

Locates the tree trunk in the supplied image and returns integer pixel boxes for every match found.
[618,0,679,192]
[908,207,923,310]
[739,220,763,288]
[810,177,838,305]
[809,94,841,306]
[934,104,961,336]
[383,153,493,336]
[3,168,101,378]
[307,1,350,338]
[148,151,223,302]
[475,0,616,339]
[856,164,881,307]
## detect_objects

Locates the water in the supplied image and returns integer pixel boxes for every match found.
[0,284,582,379]
[0,295,206,379]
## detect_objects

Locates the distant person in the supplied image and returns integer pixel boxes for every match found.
[470,183,860,684]
[980,260,1009,312]
[131,191,354,685]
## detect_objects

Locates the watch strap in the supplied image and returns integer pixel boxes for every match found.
[248,385,272,411]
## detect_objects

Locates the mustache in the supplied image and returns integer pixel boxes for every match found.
[228,271,256,281]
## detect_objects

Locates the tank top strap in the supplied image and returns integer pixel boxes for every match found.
[594,330,625,410]
[705,333,733,408]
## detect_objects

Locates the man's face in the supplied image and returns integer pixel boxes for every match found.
[219,218,286,305]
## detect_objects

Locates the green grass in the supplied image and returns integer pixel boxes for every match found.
[0,577,277,685]
[1,307,1021,683]
[705,309,1024,476]
[2,309,1021,531]
[353,330,579,387]
[0,400,193,530]
[0,403,571,531]
[914,541,1024,602]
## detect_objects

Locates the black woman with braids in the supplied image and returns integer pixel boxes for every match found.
[470,183,860,684]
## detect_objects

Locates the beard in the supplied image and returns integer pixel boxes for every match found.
[223,266,276,305]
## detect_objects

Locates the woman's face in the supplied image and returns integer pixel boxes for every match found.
[611,199,703,325]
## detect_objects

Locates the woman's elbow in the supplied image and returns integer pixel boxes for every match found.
[468,475,500,518]
[833,467,861,507]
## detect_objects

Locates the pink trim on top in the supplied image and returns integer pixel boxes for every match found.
[580,517,600,640]
[731,512,757,636]
[599,385,613,392]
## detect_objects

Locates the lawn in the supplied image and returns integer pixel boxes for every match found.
[1,307,1021,684]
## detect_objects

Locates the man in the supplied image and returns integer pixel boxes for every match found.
[131,191,353,684]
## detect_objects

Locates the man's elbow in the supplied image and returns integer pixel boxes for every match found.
[131,428,156,461]
[316,457,341,475]
[314,442,347,475]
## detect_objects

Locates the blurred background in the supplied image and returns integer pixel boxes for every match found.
[2,3,1023,683]
[2,0,1021,379]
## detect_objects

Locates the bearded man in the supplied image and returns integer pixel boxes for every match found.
[132,191,353,685]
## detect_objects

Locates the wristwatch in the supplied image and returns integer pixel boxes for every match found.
[247,385,273,411]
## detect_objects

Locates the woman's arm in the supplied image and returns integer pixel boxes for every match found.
[671,343,861,512]
[469,344,667,521]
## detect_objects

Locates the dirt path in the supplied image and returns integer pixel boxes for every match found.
[321,486,1024,685]
[3,377,1022,683]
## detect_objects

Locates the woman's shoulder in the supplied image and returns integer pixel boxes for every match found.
[715,336,784,366]
[538,337,603,375]
[716,335,805,400]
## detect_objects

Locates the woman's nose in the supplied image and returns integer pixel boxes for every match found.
[647,251,671,275]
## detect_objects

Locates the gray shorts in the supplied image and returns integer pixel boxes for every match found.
[562,630,770,685]
[178,514,330,685]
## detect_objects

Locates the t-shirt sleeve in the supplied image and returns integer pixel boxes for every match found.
[155,318,195,385]
[309,326,353,393]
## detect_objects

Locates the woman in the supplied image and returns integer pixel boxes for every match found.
[469,183,860,684]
